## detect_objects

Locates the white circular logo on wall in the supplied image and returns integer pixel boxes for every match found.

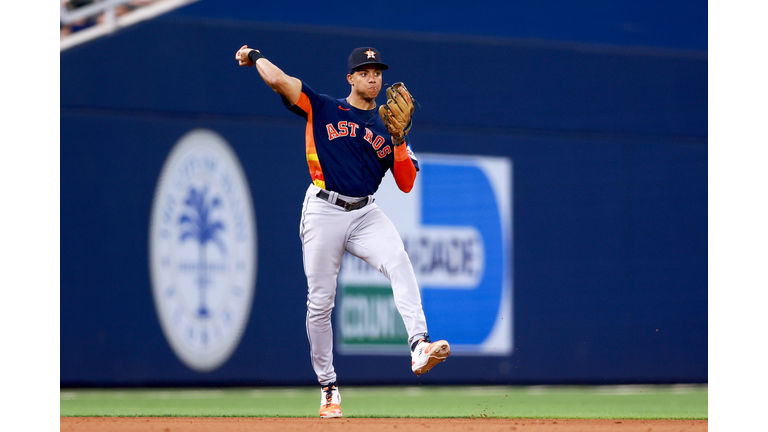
[149,129,257,372]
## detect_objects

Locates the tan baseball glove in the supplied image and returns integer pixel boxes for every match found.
[379,83,415,145]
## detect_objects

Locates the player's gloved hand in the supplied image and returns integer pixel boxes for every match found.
[236,45,255,67]
[379,83,415,145]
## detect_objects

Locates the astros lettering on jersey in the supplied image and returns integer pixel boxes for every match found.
[285,82,419,197]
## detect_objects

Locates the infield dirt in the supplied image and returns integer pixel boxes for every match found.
[61,417,707,431]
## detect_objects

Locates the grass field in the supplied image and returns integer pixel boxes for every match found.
[60,385,707,419]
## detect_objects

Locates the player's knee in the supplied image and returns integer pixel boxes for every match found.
[306,280,336,318]
[307,300,334,325]
[383,250,412,274]
[383,258,419,287]
[308,294,334,311]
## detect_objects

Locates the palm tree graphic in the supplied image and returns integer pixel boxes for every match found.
[178,186,226,318]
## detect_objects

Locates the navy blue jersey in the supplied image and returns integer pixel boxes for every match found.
[285,81,419,197]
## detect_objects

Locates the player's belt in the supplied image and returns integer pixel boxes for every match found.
[316,190,370,211]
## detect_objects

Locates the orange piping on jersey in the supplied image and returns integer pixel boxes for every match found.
[392,143,417,193]
[296,93,326,189]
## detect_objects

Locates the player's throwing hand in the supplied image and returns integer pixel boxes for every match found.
[236,45,255,67]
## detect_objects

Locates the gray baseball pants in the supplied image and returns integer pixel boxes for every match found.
[300,184,428,385]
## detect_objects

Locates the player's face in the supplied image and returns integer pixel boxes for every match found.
[349,67,382,101]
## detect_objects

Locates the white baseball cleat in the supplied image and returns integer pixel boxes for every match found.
[319,382,342,418]
[411,339,451,376]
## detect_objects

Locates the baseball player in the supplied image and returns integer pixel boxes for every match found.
[235,45,450,418]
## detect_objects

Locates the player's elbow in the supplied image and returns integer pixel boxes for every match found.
[266,75,301,104]
[265,75,286,92]
[395,176,415,193]
[271,74,295,91]
[393,160,417,193]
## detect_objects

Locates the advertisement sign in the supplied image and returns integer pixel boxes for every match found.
[337,154,513,355]
[149,129,257,371]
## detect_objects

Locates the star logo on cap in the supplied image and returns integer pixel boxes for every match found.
[365,49,376,59]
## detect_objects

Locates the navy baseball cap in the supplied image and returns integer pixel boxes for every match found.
[348,47,389,72]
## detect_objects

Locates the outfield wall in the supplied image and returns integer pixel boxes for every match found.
[60,13,707,386]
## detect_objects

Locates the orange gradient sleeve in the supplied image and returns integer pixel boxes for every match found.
[296,93,325,190]
[392,144,417,193]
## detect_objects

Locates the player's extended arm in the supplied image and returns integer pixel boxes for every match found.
[392,144,417,193]
[235,45,302,105]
